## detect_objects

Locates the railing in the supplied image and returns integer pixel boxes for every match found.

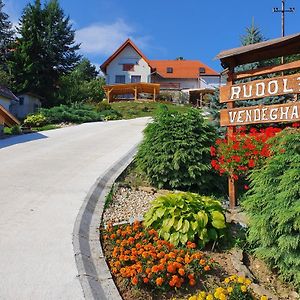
[159,82,181,89]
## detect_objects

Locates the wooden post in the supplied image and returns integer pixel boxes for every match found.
[107,89,111,103]
[134,87,138,101]
[227,70,237,209]
[153,87,156,102]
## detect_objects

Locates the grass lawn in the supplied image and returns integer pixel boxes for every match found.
[110,101,192,119]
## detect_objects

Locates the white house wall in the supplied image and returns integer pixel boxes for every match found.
[0,97,11,111]
[152,76,220,90]
[106,45,151,84]
[17,95,41,119]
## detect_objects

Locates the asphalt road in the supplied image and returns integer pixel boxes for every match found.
[0,118,149,300]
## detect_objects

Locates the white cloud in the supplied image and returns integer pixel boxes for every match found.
[76,19,147,55]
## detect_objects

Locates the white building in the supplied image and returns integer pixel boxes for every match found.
[16,93,42,119]
[100,39,220,104]
[0,86,19,116]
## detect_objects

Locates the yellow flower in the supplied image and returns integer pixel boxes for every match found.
[224,277,230,284]
[260,296,268,300]
[219,293,227,300]
[214,291,220,298]
[216,287,224,294]
[240,285,247,293]
[245,279,252,285]
[189,296,197,300]
[227,287,233,293]
[237,276,245,284]
[197,296,205,300]
[199,292,206,298]
[206,294,214,300]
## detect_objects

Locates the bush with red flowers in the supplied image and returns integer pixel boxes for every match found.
[210,126,284,180]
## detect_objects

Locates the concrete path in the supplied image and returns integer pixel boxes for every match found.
[0,118,149,300]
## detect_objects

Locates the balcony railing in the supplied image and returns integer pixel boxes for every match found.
[159,82,181,89]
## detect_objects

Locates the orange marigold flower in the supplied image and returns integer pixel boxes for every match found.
[187,242,196,249]
[188,273,195,280]
[167,264,176,274]
[178,268,185,276]
[143,277,149,284]
[151,265,159,273]
[204,265,211,271]
[189,278,196,286]
[199,259,206,265]
[156,277,164,286]
[131,276,138,285]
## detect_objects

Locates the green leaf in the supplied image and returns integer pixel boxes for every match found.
[179,233,188,245]
[197,211,208,227]
[156,207,166,218]
[182,219,190,233]
[208,228,218,241]
[176,218,183,230]
[211,211,226,229]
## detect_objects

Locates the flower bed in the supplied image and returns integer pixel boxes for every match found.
[102,221,216,293]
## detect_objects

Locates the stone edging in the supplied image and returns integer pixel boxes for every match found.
[73,144,139,300]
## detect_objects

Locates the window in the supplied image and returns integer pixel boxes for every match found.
[131,75,141,83]
[115,75,126,84]
[19,97,24,105]
[166,67,173,73]
[199,67,206,74]
[123,64,135,71]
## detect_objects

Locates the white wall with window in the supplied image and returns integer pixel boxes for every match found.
[105,45,151,84]
[16,94,41,119]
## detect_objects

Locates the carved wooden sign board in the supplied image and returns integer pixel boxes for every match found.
[220,69,300,126]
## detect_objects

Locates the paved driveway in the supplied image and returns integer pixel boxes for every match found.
[0,118,149,300]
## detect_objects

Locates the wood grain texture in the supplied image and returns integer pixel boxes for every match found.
[220,73,300,103]
[220,102,300,126]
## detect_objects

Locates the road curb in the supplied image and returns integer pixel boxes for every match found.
[73,145,139,300]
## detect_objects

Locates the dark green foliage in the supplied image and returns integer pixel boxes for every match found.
[56,59,105,104]
[9,0,80,105]
[144,192,226,247]
[40,103,103,124]
[0,0,14,64]
[243,128,300,289]
[136,106,217,193]
[207,89,226,136]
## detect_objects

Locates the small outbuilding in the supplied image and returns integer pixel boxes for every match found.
[16,93,42,119]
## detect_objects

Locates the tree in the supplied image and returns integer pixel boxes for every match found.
[9,0,80,106]
[0,0,14,65]
[55,58,104,104]
[241,19,264,46]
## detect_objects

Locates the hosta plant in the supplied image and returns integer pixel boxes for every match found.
[143,192,226,247]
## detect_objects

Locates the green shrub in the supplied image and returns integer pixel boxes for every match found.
[243,128,300,289]
[11,125,22,135]
[23,113,47,127]
[136,106,217,193]
[95,100,112,112]
[40,103,103,124]
[143,192,226,247]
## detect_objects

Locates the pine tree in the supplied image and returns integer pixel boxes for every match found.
[10,0,80,106]
[0,0,14,65]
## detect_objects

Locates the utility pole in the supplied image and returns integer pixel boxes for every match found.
[273,0,295,37]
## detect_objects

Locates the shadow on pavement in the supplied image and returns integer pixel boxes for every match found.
[0,133,47,149]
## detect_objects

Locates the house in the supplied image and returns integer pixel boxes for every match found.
[0,85,19,115]
[16,93,42,119]
[100,39,220,105]
[0,86,20,131]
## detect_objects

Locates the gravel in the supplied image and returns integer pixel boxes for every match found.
[102,186,156,224]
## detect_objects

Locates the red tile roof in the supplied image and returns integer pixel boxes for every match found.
[100,38,151,73]
[150,60,219,79]
[100,39,220,79]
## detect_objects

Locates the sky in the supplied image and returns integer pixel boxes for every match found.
[3,0,300,72]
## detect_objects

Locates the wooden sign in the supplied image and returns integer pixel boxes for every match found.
[220,102,300,126]
[220,73,300,103]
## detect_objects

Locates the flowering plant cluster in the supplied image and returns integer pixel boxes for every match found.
[188,275,268,300]
[102,221,215,290]
[210,126,283,180]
